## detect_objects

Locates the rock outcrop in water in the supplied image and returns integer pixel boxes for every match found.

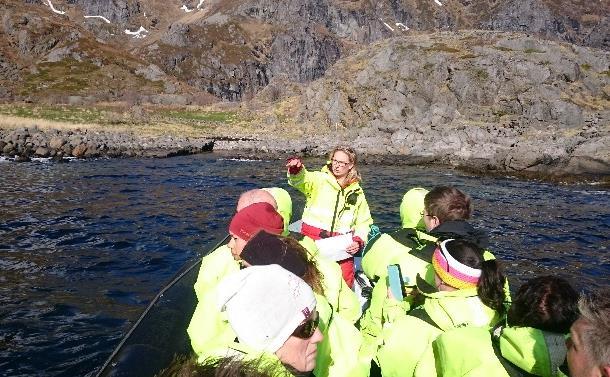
[0,127,214,160]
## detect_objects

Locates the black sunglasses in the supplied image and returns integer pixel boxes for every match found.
[292,310,320,339]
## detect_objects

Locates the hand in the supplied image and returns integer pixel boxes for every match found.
[286,157,302,168]
[286,157,303,174]
[345,241,360,255]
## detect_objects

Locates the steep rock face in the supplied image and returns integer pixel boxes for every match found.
[269,29,342,82]
[70,0,142,24]
[236,0,386,43]
[139,17,271,101]
[0,1,190,102]
[140,0,390,99]
[482,0,609,49]
[0,0,608,102]
[297,31,609,176]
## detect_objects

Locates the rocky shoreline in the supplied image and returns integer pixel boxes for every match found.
[0,126,214,161]
[214,138,610,185]
[1,126,608,185]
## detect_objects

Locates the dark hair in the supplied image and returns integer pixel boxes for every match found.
[158,354,290,377]
[241,231,324,296]
[424,186,472,222]
[281,236,325,296]
[507,276,579,333]
[444,239,506,315]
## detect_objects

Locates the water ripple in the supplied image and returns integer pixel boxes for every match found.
[0,154,608,376]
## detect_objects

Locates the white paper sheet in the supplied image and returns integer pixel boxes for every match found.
[315,233,353,261]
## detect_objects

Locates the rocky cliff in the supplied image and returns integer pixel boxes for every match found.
[1,0,608,179]
[0,0,608,101]
[240,31,608,179]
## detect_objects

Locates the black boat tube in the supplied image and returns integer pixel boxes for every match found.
[95,234,230,377]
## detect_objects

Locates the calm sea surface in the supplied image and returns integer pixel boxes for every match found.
[1,154,608,376]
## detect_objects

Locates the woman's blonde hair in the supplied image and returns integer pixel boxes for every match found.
[328,146,361,186]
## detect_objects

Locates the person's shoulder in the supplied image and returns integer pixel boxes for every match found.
[201,244,233,266]
[389,228,421,243]
[316,168,334,179]
[437,326,490,343]
[387,311,440,337]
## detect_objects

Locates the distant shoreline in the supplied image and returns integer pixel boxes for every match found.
[1,125,607,186]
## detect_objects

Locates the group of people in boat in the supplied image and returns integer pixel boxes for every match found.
[167,146,609,377]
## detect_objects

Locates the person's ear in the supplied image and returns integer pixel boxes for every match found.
[601,365,610,377]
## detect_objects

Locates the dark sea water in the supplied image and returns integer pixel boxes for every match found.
[0,154,608,376]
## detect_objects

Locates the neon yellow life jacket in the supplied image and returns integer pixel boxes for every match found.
[296,236,365,377]
[362,187,429,280]
[295,235,361,324]
[359,232,434,361]
[360,225,511,361]
[288,165,373,241]
[189,256,336,377]
[314,298,369,377]
[263,187,293,236]
[188,242,361,377]
[188,245,241,358]
[434,326,569,377]
[361,229,433,282]
[375,280,502,377]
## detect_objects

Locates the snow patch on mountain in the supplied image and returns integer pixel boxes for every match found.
[125,26,149,39]
[46,0,65,15]
[84,15,111,24]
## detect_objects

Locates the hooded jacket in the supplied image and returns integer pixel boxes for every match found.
[294,234,361,324]
[433,326,569,377]
[287,165,373,243]
[360,187,428,281]
[188,242,363,377]
[188,245,241,357]
[262,187,361,323]
[375,277,502,377]
[359,219,493,357]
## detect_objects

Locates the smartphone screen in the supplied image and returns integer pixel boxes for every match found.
[387,264,404,301]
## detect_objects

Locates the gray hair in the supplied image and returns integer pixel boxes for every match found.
[577,289,610,366]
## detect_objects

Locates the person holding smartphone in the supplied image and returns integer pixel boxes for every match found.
[286,146,374,289]
[375,239,507,377]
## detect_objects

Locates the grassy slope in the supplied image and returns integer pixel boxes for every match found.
[0,103,268,138]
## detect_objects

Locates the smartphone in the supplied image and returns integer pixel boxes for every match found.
[387,264,404,301]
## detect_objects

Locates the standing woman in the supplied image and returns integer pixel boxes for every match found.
[286,146,373,288]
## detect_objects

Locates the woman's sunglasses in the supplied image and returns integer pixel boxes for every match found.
[292,310,320,339]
